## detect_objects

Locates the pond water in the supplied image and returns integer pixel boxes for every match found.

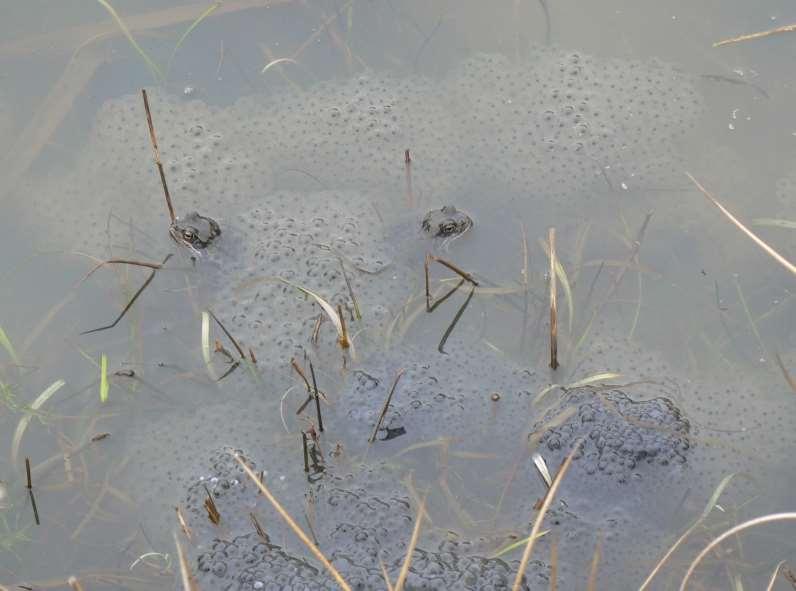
[1,1,795,589]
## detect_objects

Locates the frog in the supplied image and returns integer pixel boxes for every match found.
[169,211,221,253]
[421,205,473,239]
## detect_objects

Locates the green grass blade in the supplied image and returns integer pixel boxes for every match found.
[95,0,164,82]
[166,2,220,82]
[0,325,20,365]
[10,379,65,466]
[99,354,109,403]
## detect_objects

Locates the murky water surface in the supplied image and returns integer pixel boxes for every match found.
[1,1,795,589]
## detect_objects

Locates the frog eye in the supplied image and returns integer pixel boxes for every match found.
[182,227,197,241]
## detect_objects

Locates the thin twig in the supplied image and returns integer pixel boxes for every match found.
[438,283,476,354]
[775,353,796,393]
[714,23,796,47]
[234,453,352,591]
[81,257,171,283]
[512,439,582,591]
[207,310,245,358]
[678,513,796,591]
[309,361,324,433]
[394,497,427,591]
[141,89,176,224]
[686,173,796,276]
[369,369,406,443]
[81,254,172,334]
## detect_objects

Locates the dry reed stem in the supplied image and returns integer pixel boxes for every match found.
[174,531,196,591]
[379,559,395,591]
[81,254,172,335]
[714,23,796,47]
[175,505,193,542]
[234,453,352,591]
[686,173,796,277]
[679,513,796,590]
[369,369,406,443]
[512,439,582,591]
[394,498,427,591]
[774,353,796,393]
[765,560,786,591]
[586,533,602,591]
[548,227,558,370]
[141,89,176,224]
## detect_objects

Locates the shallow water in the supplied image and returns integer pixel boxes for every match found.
[1,1,795,589]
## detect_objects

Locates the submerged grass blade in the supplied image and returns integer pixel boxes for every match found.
[394,498,427,591]
[278,277,350,350]
[234,453,352,591]
[261,57,299,74]
[765,560,786,591]
[10,379,65,466]
[99,354,109,403]
[166,2,220,81]
[586,533,603,591]
[752,218,796,230]
[533,372,621,406]
[640,473,736,590]
[0,325,20,365]
[686,173,796,277]
[512,439,582,591]
[490,530,550,559]
[95,0,164,82]
[679,513,796,591]
[201,310,218,381]
[774,353,796,393]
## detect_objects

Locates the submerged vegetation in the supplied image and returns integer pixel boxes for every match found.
[1,1,796,590]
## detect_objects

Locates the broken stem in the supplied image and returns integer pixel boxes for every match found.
[369,369,406,443]
[141,88,176,224]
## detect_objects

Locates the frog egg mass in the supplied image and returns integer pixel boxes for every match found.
[12,40,795,591]
[23,46,701,257]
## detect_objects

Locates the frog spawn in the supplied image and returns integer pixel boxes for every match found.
[184,450,547,591]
